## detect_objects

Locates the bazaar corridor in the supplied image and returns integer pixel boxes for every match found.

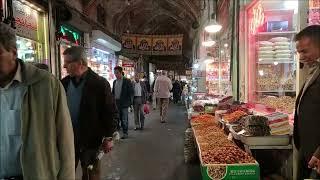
[76,104,201,180]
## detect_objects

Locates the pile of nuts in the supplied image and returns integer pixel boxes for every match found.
[223,110,248,123]
[208,166,227,179]
[258,96,295,113]
[191,114,215,125]
[201,146,256,164]
[197,133,230,144]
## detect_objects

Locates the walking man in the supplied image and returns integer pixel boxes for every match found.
[0,23,75,180]
[294,25,320,179]
[133,73,148,130]
[112,66,134,139]
[62,46,117,180]
[154,71,172,123]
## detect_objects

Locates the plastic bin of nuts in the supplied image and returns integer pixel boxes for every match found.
[199,146,260,180]
[193,126,260,179]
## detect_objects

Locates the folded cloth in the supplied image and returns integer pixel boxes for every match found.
[257,41,274,46]
[274,41,291,46]
[258,55,274,59]
[275,50,292,54]
[258,50,275,55]
[258,58,274,61]
[275,53,292,58]
[269,37,289,42]
[259,46,274,51]
[275,57,292,61]
[274,45,291,50]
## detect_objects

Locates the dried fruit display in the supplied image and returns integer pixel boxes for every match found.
[223,111,248,123]
[199,138,233,150]
[197,133,230,144]
[193,125,222,137]
[242,115,270,136]
[258,96,295,113]
[225,106,249,114]
[201,146,256,164]
[208,166,226,179]
[191,114,215,125]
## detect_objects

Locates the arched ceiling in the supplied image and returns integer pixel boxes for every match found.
[104,0,204,68]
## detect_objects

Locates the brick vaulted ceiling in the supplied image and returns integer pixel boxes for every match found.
[103,0,204,69]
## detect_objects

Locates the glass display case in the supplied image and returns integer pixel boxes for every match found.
[16,36,43,62]
[206,42,231,95]
[88,48,116,85]
[246,0,299,114]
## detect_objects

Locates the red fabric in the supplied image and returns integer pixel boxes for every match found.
[144,104,150,114]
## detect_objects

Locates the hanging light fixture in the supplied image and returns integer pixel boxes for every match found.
[204,0,222,33]
[202,36,216,47]
[202,31,216,47]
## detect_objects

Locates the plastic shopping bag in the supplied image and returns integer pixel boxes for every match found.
[143,104,150,114]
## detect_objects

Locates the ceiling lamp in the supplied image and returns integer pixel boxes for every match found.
[204,0,222,33]
[204,19,222,33]
[202,39,216,47]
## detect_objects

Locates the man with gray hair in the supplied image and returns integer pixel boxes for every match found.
[154,71,172,123]
[0,23,75,179]
[61,46,118,180]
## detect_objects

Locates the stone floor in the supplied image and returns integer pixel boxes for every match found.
[76,103,202,180]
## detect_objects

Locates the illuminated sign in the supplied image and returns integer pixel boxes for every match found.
[60,26,81,45]
[249,3,265,34]
[13,1,39,41]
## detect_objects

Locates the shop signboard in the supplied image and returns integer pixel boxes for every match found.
[122,62,134,67]
[309,0,320,25]
[248,3,265,35]
[137,35,152,55]
[152,35,167,55]
[121,34,183,55]
[167,35,183,55]
[13,1,39,41]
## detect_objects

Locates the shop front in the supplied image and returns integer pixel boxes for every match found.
[13,0,49,64]
[242,0,300,120]
[118,55,135,79]
[89,30,121,86]
[58,25,83,78]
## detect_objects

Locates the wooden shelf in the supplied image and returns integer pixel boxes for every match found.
[255,90,295,93]
[257,61,295,64]
[256,31,297,36]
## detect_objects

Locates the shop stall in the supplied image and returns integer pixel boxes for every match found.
[185,92,294,179]
[58,25,83,78]
[244,0,300,124]
[89,30,121,86]
[118,55,135,79]
[13,0,49,64]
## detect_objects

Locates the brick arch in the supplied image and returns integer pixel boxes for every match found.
[111,0,199,34]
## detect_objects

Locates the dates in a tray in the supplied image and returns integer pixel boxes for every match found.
[201,146,255,164]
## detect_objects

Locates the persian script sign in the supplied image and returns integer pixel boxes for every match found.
[13,1,39,41]
[121,34,183,55]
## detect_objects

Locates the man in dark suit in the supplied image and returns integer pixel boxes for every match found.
[61,46,118,180]
[294,25,320,179]
[112,66,134,139]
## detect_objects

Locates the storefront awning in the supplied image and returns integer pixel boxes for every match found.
[92,30,121,52]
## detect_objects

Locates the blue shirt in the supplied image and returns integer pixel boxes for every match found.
[67,80,85,128]
[0,64,27,178]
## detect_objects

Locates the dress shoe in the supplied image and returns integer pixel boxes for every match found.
[121,134,128,139]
